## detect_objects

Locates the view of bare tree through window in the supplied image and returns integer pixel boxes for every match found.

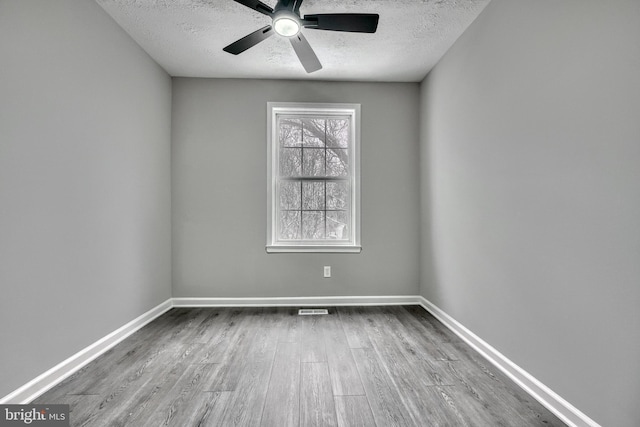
[277,116,350,241]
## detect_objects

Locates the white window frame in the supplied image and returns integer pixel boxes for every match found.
[266,102,361,253]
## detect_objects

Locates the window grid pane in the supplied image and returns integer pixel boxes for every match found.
[277,114,351,242]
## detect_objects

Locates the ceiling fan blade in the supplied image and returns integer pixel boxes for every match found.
[232,0,273,16]
[289,33,322,73]
[303,13,379,33]
[223,26,275,55]
[293,0,304,14]
[273,0,302,12]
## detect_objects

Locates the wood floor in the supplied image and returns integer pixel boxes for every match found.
[35,306,565,426]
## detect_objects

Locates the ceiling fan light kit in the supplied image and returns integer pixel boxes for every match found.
[223,0,379,73]
[273,13,301,37]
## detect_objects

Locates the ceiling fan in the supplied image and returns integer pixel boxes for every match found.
[223,0,379,73]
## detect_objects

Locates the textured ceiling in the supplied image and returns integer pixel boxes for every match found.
[96,0,491,82]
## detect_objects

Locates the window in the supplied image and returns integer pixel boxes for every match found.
[267,102,361,253]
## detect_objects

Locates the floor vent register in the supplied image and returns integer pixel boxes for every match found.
[298,308,329,315]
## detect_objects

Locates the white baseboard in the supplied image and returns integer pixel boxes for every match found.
[0,298,173,405]
[417,296,600,427]
[172,295,422,307]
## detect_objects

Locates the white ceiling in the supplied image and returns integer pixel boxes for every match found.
[96,0,491,82]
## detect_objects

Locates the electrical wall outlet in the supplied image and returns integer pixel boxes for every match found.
[323,266,331,278]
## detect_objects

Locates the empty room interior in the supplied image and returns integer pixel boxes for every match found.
[1,0,639,426]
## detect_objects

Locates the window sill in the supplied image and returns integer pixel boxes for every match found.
[266,245,362,254]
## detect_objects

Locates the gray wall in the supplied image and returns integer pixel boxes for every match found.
[0,0,172,398]
[419,1,640,426]
[172,78,420,298]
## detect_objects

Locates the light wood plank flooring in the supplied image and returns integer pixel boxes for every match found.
[35,306,565,426]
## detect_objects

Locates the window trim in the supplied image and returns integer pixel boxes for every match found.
[266,102,361,253]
